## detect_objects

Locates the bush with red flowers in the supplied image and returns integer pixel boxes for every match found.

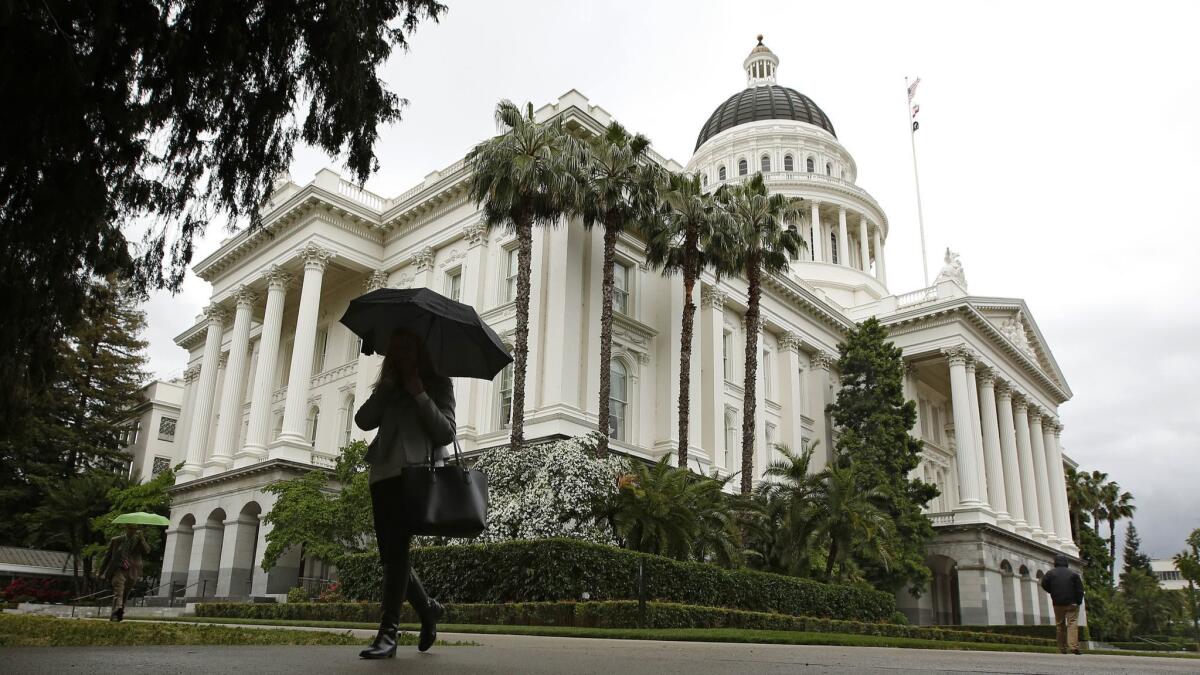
[2,577,72,604]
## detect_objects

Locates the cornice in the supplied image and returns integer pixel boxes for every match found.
[168,458,330,494]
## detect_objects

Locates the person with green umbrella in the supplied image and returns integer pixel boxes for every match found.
[101,512,165,621]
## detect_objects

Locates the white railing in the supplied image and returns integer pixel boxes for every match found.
[896,286,938,308]
[390,158,470,208]
[928,512,956,527]
[705,171,885,216]
[311,361,356,388]
[310,453,337,469]
[337,179,387,211]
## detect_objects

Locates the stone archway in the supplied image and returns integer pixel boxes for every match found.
[158,514,195,598]
[186,508,225,598]
[216,502,262,597]
[927,554,961,625]
[1019,565,1037,625]
[1035,570,1052,624]
[1000,560,1023,625]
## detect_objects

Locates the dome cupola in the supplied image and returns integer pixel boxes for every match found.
[744,35,779,86]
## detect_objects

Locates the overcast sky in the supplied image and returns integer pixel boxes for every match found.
[138,0,1200,558]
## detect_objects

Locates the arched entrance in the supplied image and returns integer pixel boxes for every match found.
[159,514,195,598]
[186,508,225,598]
[1019,565,1037,624]
[216,502,262,597]
[1035,570,1052,624]
[1000,560,1023,625]
[927,554,961,625]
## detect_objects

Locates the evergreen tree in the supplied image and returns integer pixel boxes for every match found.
[1122,521,1153,578]
[827,317,938,594]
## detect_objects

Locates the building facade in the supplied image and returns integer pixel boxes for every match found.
[1151,559,1190,591]
[120,379,184,481]
[156,39,1079,625]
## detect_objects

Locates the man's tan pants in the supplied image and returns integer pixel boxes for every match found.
[1052,603,1080,653]
[111,570,130,611]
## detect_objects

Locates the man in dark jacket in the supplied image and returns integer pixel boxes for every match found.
[1041,553,1085,654]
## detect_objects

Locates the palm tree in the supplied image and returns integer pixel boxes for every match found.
[1065,465,1101,543]
[642,171,737,466]
[606,455,701,559]
[26,471,124,596]
[467,101,582,452]
[1085,469,1108,531]
[807,460,894,582]
[757,442,823,575]
[1102,480,1136,577]
[715,173,804,493]
[574,121,659,457]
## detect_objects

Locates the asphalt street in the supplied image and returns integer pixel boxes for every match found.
[2,631,1198,675]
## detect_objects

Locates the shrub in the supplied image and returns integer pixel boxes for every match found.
[285,587,308,604]
[315,582,343,603]
[2,578,72,604]
[195,600,1054,646]
[336,538,896,622]
[939,623,1091,642]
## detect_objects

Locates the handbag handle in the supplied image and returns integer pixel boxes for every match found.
[426,436,466,469]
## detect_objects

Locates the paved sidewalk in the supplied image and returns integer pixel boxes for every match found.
[2,631,1197,674]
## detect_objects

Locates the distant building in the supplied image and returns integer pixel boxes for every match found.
[0,546,76,581]
[1151,558,1190,591]
[120,379,184,481]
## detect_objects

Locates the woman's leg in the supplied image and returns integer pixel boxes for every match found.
[380,536,412,626]
[362,479,409,659]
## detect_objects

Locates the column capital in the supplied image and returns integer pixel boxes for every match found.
[858,213,868,225]
[1027,406,1044,423]
[203,304,229,325]
[976,365,996,387]
[779,331,803,354]
[463,221,489,247]
[183,365,201,383]
[233,285,258,309]
[265,265,292,291]
[995,380,1012,399]
[941,344,976,367]
[701,286,728,309]
[837,204,846,215]
[1012,392,1029,412]
[1052,422,1064,437]
[810,351,837,371]
[297,242,335,271]
[364,269,389,292]
[411,246,435,271]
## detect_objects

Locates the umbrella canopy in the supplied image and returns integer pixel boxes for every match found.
[112,512,170,527]
[339,288,512,380]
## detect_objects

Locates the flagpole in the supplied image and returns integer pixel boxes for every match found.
[906,76,930,286]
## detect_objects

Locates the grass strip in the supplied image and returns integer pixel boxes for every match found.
[130,616,1198,658]
[0,613,364,647]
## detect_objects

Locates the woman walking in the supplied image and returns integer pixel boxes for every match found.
[355,330,455,659]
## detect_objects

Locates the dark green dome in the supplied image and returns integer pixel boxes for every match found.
[695,85,836,151]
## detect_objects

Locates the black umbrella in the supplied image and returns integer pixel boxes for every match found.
[339,288,512,380]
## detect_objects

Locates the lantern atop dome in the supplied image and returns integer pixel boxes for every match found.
[743,35,779,87]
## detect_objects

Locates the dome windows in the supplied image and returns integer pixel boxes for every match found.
[825,162,832,176]
[806,157,815,173]
[718,165,726,181]
[784,154,794,171]
[738,159,748,176]
[761,155,771,172]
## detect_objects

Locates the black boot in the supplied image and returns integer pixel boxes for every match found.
[418,599,444,653]
[360,562,405,659]
[359,623,398,659]
[112,607,124,622]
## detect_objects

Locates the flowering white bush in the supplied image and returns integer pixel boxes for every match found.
[471,433,628,545]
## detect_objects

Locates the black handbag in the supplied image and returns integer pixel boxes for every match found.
[398,439,488,537]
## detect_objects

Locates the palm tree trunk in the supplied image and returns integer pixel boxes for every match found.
[1109,517,1117,578]
[596,224,619,457]
[508,219,534,453]
[676,237,699,468]
[740,258,761,495]
[825,538,838,581]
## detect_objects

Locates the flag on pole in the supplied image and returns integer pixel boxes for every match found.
[907,77,921,101]
[908,77,921,132]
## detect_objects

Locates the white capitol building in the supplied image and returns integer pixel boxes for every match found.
[147,38,1080,627]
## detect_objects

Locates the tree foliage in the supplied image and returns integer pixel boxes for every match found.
[25,471,126,596]
[1121,521,1153,578]
[827,317,938,594]
[87,466,177,584]
[0,0,443,423]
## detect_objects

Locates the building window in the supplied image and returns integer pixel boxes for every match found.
[784,154,794,171]
[151,456,171,477]
[609,360,627,441]
[738,159,748,176]
[806,157,815,172]
[498,361,513,429]
[762,348,773,398]
[445,268,462,302]
[766,422,777,457]
[702,174,708,187]
[718,165,726,181]
[312,328,329,374]
[722,330,733,381]
[613,261,630,314]
[724,409,737,469]
[830,232,839,264]
[931,406,942,445]
[761,155,771,173]
[505,247,519,302]
[825,162,833,176]
[307,406,320,447]
[341,395,355,448]
[157,416,177,442]
[919,399,930,439]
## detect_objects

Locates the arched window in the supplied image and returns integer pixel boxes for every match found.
[307,406,320,447]
[825,162,832,176]
[498,359,514,429]
[784,154,794,171]
[806,157,815,172]
[609,360,627,441]
[724,408,737,469]
[761,155,771,173]
[701,174,708,187]
[718,165,726,181]
[830,232,839,264]
[738,159,748,176]
[341,395,355,448]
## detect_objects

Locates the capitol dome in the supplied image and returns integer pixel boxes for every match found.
[695,84,837,151]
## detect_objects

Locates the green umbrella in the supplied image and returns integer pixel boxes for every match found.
[112,512,170,527]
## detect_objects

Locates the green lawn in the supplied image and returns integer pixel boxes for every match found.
[130,616,1199,658]
[0,613,366,647]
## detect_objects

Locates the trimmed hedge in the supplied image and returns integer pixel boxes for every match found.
[336,538,895,623]
[939,623,1091,642]
[1107,641,1198,652]
[194,600,1053,647]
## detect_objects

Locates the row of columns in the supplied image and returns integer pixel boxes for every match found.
[942,345,1074,552]
[804,200,887,285]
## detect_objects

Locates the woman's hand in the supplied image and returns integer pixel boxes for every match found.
[401,369,425,397]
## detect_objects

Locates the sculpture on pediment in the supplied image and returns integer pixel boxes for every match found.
[1000,312,1036,359]
[934,247,967,290]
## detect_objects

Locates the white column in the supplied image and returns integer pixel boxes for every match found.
[807,352,835,472]
[753,326,767,481]
[997,382,1027,530]
[809,201,824,263]
[238,266,291,466]
[872,226,887,284]
[178,306,228,479]
[207,287,257,475]
[944,346,983,508]
[350,270,389,443]
[1049,424,1077,553]
[456,222,490,442]
[858,216,870,272]
[780,333,805,456]
[701,287,728,469]
[274,243,335,459]
[964,360,990,508]
[977,368,1010,523]
[1028,407,1055,541]
[1013,395,1043,538]
[837,206,849,267]
[174,366,200,466]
